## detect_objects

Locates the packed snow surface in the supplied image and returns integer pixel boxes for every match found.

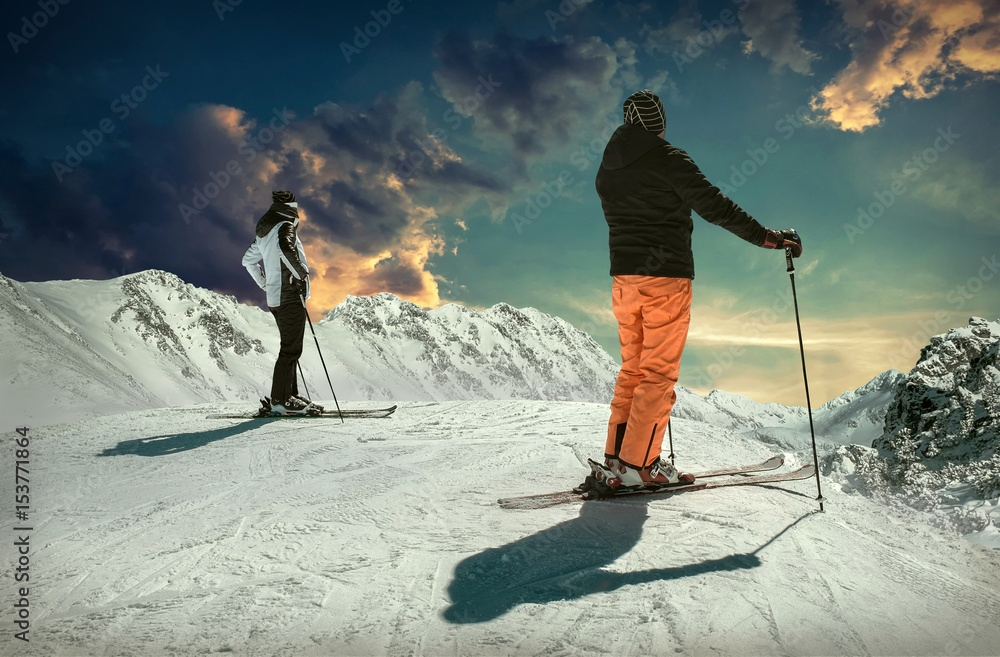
[3,400,1000,656]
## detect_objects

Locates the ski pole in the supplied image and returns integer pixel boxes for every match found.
[300,294,344,423]
[667,419,675,465]
[296,362,312,401]
[784,247,824,511]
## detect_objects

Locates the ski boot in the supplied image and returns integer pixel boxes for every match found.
[266,395,316,416]
[290,395,324,414]
[580,457,695,498]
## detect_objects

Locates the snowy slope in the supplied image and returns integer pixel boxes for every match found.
[1,270,274,427]
[3,400,999,656]
[1,270,617,429]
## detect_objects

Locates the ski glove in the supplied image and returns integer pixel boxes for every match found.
[761,229,802,258]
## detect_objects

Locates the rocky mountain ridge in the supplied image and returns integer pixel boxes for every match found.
[826,317,1000,547]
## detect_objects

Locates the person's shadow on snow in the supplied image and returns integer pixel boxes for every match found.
[443,502,808,624]
[96,421,263,457]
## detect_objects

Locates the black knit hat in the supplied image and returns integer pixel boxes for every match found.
[623,90,665,134]
[272,190,296,204]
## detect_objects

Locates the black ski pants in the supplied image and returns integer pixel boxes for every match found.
[268,300,306,403]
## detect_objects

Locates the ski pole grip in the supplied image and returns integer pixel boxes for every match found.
[784,246,795,273]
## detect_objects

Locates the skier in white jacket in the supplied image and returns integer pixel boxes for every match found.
[242,190,321,415]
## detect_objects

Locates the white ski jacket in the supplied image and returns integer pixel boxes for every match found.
[243,203,310,308]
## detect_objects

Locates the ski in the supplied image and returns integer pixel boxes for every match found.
[207,405,398,420]
[495,455,782,509]
[678,454,783,479]
[498,461,815,510]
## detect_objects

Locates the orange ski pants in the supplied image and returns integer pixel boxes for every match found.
[606,275,692,468]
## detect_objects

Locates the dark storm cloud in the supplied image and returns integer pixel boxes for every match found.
[0,79,512,309]
[0,115,263,303]
[261,82,511,253]
[431,30,632,168]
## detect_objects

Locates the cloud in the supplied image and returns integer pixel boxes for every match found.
[263,81,515,311]
[815,0,1000,131]
[639,1,815,76]
[0,29,646,313]
[908,160,1000,231]
[431,31,638,171]
[641,1,742,57]
[737,0,818,74]
[0,81,512,314]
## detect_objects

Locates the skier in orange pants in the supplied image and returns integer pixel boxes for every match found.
[606,275,691,473]
[582,90,802,494]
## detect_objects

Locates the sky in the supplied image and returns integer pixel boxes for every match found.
[1,0,998,406]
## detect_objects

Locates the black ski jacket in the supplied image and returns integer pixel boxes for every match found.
[595,123,767,279]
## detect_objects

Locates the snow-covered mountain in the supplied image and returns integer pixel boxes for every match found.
[669,369,906,453]
[2,268,906,436]
[5,268,997,548]
[319,292,616,402]
[826,317,1000,548]
[0,269,618,429]
[3,271,999,654]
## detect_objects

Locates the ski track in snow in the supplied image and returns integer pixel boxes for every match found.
[3,400,1000,656]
